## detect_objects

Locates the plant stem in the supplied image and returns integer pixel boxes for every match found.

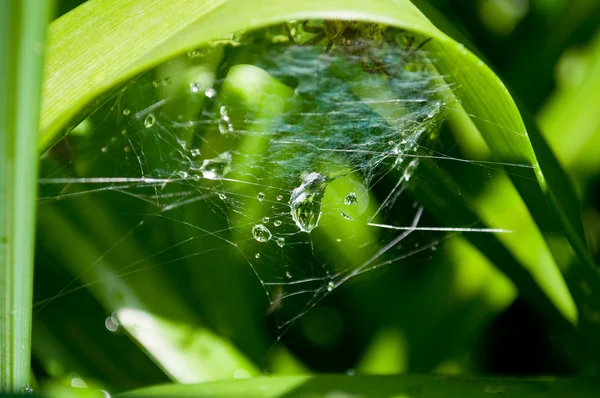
[0,0,53,392]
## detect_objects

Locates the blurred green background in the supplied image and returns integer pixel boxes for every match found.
[31,0,600,395]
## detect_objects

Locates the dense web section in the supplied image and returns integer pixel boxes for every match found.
[37,21,520,331]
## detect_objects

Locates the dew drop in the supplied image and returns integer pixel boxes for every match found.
[122,108,130,116]
[234,368,251,379]
[257,192,265,202]
[327,281,335,292]
[192,174,200,181]
[152,80,160,88]
[341,212,352,220]
[190,82,202,93]
[205,88,216,98]
[255,253,260,259]
[188,49,201,58]
[20,384,33,395]
[218,193,227,200]
[124,146,131,153]
[344,192,358,205]
[121,128,127,135]
[276,195,283,201]
[101,146,108,153]
[336,238,342,242]
[105,316,119,332]
[252,224,272,243]
[285,271,292,278]
[190,148,201,157]
[403,159,419,181]
[276,237,285,247]
[262,216,270,224]
[199,151,232,180]
[289,172,328,233]
[71,377,87,388]
[273,220,282,227]
[144,113,156,128]
[178,171,189,179]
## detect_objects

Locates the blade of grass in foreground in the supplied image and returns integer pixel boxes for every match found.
[0,0,53,392]
[117,375,600,398]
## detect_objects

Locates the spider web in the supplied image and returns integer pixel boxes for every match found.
[36,22,522,334]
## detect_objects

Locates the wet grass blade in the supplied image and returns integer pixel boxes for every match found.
[0,0,52,392]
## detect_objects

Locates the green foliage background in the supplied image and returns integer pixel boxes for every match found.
[2,0,600,396]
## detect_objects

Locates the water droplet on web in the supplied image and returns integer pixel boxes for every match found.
[257,192,265,202]
[124,146,131,153]
[190,82,202,93]
[403,159,418,181]
[252,224,272,243]
[205,88,216,98]
[122,108,130,116]
[218,193,227,200]
[255,253,260,259]
[178,171,189,179]
[341,212,352,220]
[71,377,87,388]
[289,172,328,233]
[344,192,358,205]
[190,148,201,157]
[105,315,119,332]
[20,384,33,395]
[276,237,285,247]
[276,195,283,201]
[262,216,270,224]
[273,220,282,227]
[191,174,200,181]
[233,368,251,379]
[285,271,292,279]
[336,238,342,242]
[199,151,232,180]
[144,113,156,128]
[121,128,127,135]
[101,146,108,153]
[152,80,160,88]
[327,281,335,292]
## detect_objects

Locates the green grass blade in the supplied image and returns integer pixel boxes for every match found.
[117,375,600,398]
[0,0,53,392]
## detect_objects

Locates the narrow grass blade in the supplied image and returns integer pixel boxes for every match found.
[117,375,600,398]
[0,0,52,392]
